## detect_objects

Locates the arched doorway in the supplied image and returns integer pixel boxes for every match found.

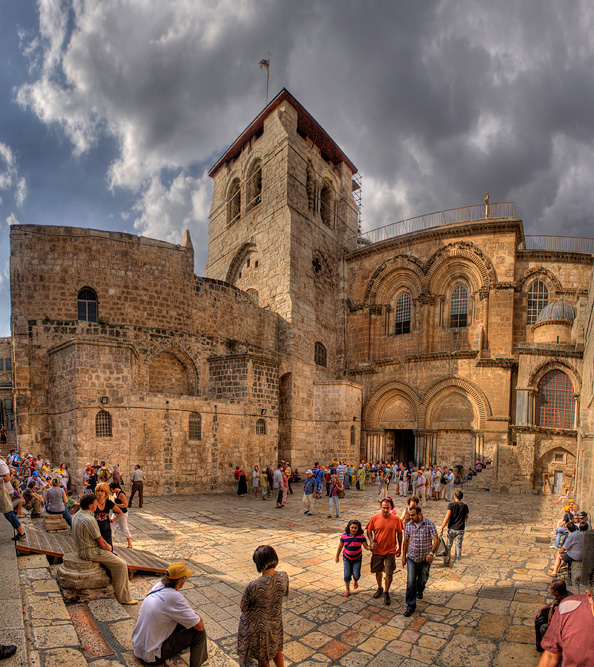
[364,384,419,463]
[425,388,477,468]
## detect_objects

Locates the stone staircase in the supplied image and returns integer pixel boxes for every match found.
[467,466,494,491]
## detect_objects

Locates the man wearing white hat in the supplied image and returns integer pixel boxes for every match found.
[132,561,208,667]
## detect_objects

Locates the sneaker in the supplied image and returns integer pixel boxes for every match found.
[11,533,25,541]
[403,606,416,617]
[372,587,384,599]
[304,511,309,514]
[384,592,391,605]
[327,515,332,518]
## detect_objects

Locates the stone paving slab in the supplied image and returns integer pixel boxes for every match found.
[9,484,573,666]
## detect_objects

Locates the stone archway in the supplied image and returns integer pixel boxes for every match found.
[363,382,420,463]
[424,386,480,469]
[534,446,576,495]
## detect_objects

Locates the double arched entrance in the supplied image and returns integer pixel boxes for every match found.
[363,379,489,467]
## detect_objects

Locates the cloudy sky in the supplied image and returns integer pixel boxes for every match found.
[2,0,594,335]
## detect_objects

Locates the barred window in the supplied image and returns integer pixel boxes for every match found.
[95,410,112,437]
[227,178,241,224]
[256,418,266,435]
[527,280,549,325]
[78,287,98,323]
[394,293,411,335]
[246,160,262,212]
[320,182,333,228]
[350,425,356,446]
[314,342,327,367]
[450,285,468,328]
[536,370,575,429]
[189,412,202,441]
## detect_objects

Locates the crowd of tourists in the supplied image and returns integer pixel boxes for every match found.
[0,451,144,550]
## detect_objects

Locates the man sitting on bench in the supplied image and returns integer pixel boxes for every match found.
[72,493,137,605]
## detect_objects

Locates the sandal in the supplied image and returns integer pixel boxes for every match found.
[343,591,350,597]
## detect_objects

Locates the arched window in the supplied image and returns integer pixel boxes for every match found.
[536,370,575,429]
[78,287,98,322]
[189,412,202,441]
[306,166,314,211]
[315,342,327,367]
[95,410,112,437]
[320,182,333,228]
[227,178,241,224]
[246,160,262,212]
[527,279,549,325]
[394,293,412,335]
[256,418,266,435]
[450,285,468,328]
[350,425,356,446]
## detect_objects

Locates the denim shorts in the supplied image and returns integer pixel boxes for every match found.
[343,557,362,582]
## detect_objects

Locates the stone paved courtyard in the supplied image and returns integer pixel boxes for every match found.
[5,482,571,667]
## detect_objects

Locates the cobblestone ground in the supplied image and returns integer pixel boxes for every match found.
[14,482,567,667]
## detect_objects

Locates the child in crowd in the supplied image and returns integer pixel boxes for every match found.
[335,519,370,597]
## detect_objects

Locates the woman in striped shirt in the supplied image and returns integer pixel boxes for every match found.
[335,519,370,597]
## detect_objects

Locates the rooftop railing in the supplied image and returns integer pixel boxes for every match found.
[524,235,594,254]
[358,202,517,246]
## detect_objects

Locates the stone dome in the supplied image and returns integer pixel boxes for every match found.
[535,300,575,324]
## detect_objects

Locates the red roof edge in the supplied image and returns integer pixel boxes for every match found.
[208,88,357,177]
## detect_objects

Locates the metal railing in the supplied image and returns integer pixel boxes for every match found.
[524,235,594,254]
[358,202,516,246]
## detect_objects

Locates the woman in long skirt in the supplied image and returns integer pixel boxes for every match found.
[238,546,289,667]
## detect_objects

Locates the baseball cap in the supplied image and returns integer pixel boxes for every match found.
[306,469,313,474]
[32,471,39,477]
[166,562,193,579]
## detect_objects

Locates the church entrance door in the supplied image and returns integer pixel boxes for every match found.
[391,429,415,465]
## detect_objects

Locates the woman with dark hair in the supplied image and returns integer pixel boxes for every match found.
[110,482,133,548]
[335,519,370,597]
[238,545,289,667]
[237,469,248,497]
[44,477,72,527]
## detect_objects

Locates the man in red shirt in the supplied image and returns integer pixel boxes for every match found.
[365,498,403,605]
[538,586,594,666]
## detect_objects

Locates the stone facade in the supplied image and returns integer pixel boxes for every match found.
[8,88,594,498]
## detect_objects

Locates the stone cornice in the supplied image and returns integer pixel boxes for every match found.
[516,250,594,265]
[346,219,523,261]
[476,358,517,368]
[347,366,378,376]
[515,345,583,359]
[511,425,578,437]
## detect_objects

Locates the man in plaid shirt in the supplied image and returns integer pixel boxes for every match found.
[401,505,439,616]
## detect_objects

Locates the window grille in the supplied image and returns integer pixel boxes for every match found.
[256,418,266,435]
[78,287,98,322]
[95,410,112,437]
[527,280,549,324]
[227,178,241,224]
[4,359,9,371]
[536,370,575,429]
[189,412,202,441]
[314,342,327,367]
[395,293,411,335]
[450,285,468,328]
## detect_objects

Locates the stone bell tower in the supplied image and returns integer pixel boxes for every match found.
[205,89,363,467]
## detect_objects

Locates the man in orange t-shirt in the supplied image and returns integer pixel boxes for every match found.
[365,498,403,605]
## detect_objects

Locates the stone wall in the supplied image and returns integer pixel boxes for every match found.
[10,226,281,494]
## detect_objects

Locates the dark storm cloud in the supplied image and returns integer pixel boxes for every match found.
[9,0,594,265]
